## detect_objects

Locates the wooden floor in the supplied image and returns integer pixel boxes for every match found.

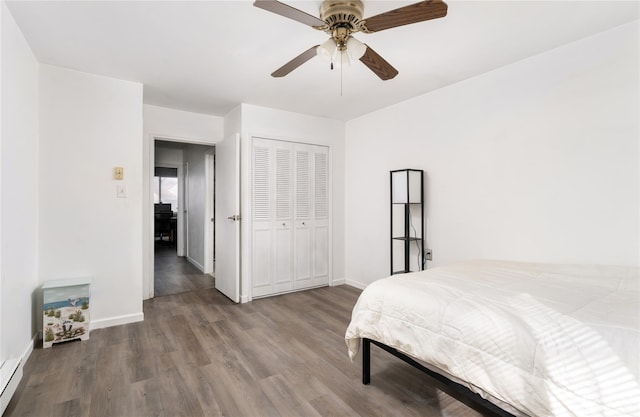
[4,285,487,417]
[154,241,215,297]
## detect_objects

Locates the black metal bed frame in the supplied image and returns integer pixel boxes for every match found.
[362,338,518,417]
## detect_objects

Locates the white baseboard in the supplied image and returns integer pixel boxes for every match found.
[91,312,144,330]
[330,279,346,286]
[186,256,204,273]
[240,294,251,304]
[345,279,368,290]
[22,335,35,366]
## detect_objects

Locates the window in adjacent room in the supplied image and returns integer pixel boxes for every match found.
[153,167,178,211]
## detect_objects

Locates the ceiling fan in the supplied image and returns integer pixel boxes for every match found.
[254,0,448,80]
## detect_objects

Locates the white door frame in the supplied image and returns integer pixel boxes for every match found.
[145,135,216,299]
[204,151,215,274]
[184,161,190,261]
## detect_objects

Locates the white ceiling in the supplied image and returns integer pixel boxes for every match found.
[6,1,639,121]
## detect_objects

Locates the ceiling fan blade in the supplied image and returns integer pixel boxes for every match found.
[363,0,448,32]
[359,45,398,80]
[254,0,326,28]
[271,45,320,77]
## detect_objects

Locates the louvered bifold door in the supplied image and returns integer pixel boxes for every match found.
[252,140,273,297]
[273,143,294,293]
[294,145,313,289]
[312,146,330,286]
[252,138,329,297]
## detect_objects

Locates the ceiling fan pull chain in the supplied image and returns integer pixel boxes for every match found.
[340,54,344,96]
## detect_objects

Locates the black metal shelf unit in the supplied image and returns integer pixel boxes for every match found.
[390,169,424,275]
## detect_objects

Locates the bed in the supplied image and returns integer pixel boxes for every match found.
[345,260,640,417]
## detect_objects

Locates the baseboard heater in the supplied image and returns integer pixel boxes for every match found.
[1,358,23,415]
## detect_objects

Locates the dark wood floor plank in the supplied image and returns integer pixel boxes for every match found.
[195,363,243,417]
[126,378,164,417]
[51,398,81,417]
[258,374,323,417]
[277,363,337,402]
[309,392,366,417]
[157,368,206,417]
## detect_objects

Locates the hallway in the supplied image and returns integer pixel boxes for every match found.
[154,242,215,297]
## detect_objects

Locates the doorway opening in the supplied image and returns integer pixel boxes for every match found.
[153,139,215,297]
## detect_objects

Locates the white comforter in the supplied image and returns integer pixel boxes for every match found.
[345,260,640,417]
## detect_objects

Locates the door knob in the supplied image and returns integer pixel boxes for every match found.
[227,214,241,221]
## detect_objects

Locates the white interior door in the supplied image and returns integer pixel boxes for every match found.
[215,133,240,303]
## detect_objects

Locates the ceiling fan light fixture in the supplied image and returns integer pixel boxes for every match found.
[346,36,366,59]
[317,38,337,62]
[317,35,364,69]
[333,49,352,68]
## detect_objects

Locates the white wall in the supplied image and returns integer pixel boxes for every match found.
[39,64,144,328]
[238,103,345,301]
[0,0,39,372]
[144,104,223,143]
[184,144,212,272]
[223,105,241,141]
[345,21,639,288]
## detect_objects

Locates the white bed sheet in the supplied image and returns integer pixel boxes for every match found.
[345,260,640,417]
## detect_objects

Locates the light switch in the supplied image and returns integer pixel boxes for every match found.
[116,184,127,198]
[113,167,124,180]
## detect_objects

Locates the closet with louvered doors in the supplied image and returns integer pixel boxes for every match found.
[251,137,330,298]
